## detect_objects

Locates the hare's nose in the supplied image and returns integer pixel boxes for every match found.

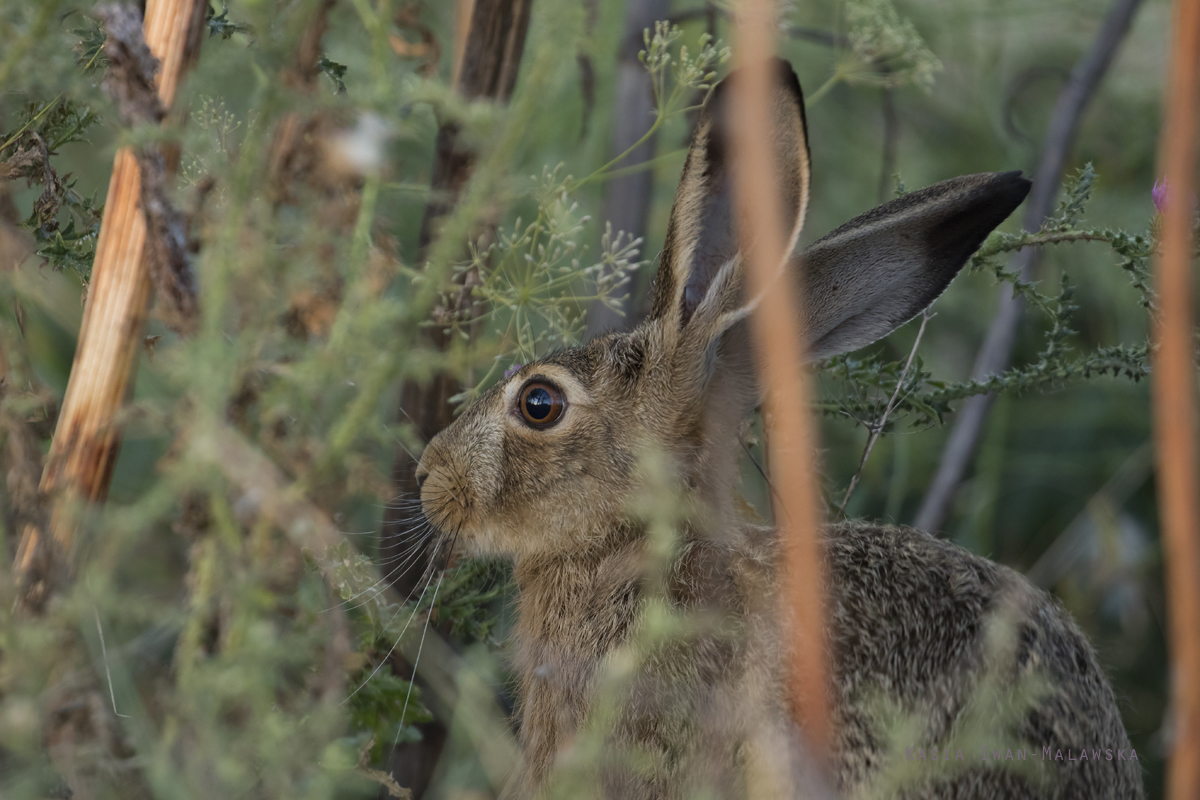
[414,463,430,491]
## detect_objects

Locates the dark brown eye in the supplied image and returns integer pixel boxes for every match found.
[519,381,565,427]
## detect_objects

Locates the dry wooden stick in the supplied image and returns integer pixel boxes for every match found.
[1153,0,1200,796]
[17,0,205,594]
[382,0,533,608]
[380,3,533,792]
[451,0,477,87]
[729,0,830,768]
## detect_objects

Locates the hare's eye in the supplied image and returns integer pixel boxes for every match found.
[519,381,565,427]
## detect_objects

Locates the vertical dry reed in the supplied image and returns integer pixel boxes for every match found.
[27,0,203,571]
[1154,0,1200,797]
[452,0,476,86]
[729,0,830,763]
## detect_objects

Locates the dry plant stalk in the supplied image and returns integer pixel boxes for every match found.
[729,0,830,763]
[380,4,534,793]
[383,0,533,596]
[19,0,204,584]
[1153,0,1200,796]
[452,0,477,86]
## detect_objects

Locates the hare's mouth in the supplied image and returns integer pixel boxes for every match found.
[417,484,475,568]
[421,495,468,536]
[418,464,475,534]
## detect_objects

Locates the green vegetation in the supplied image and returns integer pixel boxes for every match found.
[0,0,1173,797]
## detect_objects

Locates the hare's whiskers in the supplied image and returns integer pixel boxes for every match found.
[376,515,436,554]
[382,499,428,510]
[341,563,438,704]
[369,536,435,579]
[393,527,458,748]
[319,520,435,613]
[389,417,426,461]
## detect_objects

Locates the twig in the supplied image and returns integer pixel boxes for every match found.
[740,434,780,508]
[730,0,831,774]
[836,309,931,517]
[358,735,413,799]
[913,0,1144,533]
[1154,0,1200,795]
[451,0,474,86]
[93,606,130,719]
[383,0,535,604]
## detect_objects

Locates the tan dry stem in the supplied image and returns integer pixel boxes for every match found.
[452,0,477,86]
[1153,0,1200,797]
[20,0,205,590]
[729,0,831,767]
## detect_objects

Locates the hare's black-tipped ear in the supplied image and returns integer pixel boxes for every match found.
[799,171,1031,359]
[649,58,810,332]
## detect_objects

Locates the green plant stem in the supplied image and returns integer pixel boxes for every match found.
[350,171,382,269]
[595,148,687,182]
[804,69,844,106]
[0,47,106,155]
[574,116,666,189]
[0,101,57,154]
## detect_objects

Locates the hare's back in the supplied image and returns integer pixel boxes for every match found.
[822,521,1142,800]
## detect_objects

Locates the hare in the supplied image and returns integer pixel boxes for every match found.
[414,59,1143,799]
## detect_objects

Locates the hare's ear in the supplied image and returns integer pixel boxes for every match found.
[798,171,1031,359]
[649,58,810,336]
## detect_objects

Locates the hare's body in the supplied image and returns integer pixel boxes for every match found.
[497,477,1140,798]
[416,60,1143,798]
[511,529,777,797]
[824,523,1139,798]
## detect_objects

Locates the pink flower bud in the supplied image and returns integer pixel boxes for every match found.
[1153,178,1169,213]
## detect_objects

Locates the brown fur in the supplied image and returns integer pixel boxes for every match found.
[415,60,1142,798]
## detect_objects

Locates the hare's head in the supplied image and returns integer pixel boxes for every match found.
[417,59,1030,561]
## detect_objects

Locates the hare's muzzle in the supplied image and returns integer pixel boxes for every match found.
[414,433,481,540]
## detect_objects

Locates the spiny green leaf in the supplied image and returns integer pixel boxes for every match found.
[318,55,348,95]
[206,4,250,40]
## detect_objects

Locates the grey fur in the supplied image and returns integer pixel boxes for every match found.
[823,523,1142,799]
[799,171,1031,359]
